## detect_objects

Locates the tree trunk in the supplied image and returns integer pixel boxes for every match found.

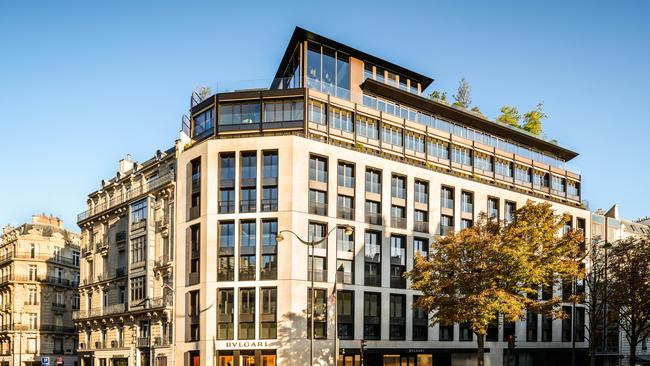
[629,335,638,366]
[476,333,485,366]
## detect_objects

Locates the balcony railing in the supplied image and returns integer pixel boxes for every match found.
[309,203,328,216]
[218,201,235,214]
[439,225,454,236]
[391,217,407,229]
[154,256,172,268]
[364,274,381,287]
[240,200,257,213]
[77,172,174,222]
[414,221,429,233]
[308,269,327,282]
[136,337,150,348]
[52,302,66,309]
[365,212,382,225]
[391,275,407,289]
[261,199,278,212]
[337,207,355,220]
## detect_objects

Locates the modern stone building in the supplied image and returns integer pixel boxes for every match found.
[74,150,175,366]
[172,27,590,366]
[590,205,650,365]
[0,214,80,366]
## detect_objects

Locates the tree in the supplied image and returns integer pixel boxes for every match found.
[608,236,650,366]
[453,77,472,109]
[522,103,547,136]
[496,105,521,128]
[582,240,609,366]
[470,106,484,116]
[429,90,447,103]
[407,201,582,366]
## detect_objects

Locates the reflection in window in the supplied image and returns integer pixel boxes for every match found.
[219,102,260,125]
[264,100,303,123]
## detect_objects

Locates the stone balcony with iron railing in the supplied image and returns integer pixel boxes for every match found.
[77,171,174,223]
[73,295,171,321]
[0,273,78,288]
[0,251,79,267]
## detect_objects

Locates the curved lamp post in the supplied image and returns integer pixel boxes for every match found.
[276,224,353,366]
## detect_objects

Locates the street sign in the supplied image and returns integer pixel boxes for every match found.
[56,356,63,364]
[41,357,50,365]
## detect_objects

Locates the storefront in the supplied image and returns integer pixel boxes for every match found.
[214,340,277,366]
[338,347,481,366]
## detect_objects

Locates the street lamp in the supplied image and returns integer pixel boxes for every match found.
[276,224,353,366]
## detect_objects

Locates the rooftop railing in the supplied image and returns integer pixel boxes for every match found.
[78,171,174,222]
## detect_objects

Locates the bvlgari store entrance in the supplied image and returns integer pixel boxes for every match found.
[216,350,277,366]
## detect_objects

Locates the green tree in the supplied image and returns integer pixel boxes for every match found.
[429,90,447,103]
[471,106,484,117]
[452,77,472,109]
[496,105,521,128]
[407,201,582,366]
[522,103,547,136]
[608,236,650,366]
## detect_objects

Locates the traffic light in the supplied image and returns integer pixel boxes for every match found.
[507,335,517,350]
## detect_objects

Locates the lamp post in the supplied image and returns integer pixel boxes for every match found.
[276,224,353,366]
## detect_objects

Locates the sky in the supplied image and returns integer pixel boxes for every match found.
[0,0,648,230]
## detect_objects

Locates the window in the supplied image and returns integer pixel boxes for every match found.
[505,201,516,223]
[460,323,473,341]
[440,215,454,236]
[217,288,234,340]
[365,169,381,194]
[527,310,538,342]
[452,145,472,166]
[461,218,473,229]
[28,288,37,305]
[218,221,235,281]
[552,176,566,194]
[261,219,278,281]
[390,236,406,289]
[575,307,585,342]
[53,338,63,353]
[382,125,403,146]
[488,197,499,220]
[330,106,353,132]
[131,200,147,226]
[190,158,201,217]
[189,224,200,280]
[364,231,381,287]
[542,315,553,342]
[130,236,146,264]
[260,288,277,339]
[414,210,428,232]
[240,152,257,213]
[405,133,425,153]
[192,109,214,138]
[515,165,531,183]
[188,290,200,341]
[562,306,572,342]
[262,151,278,212]
[356,115,378,140]
[337,291,354,340]
[72,250,80,266]
[439,324,453,341]
[130,276,145,301]
[219,153,235,214]
[264,99,303,123]
[336,259,354,285]
[308,100,326,125]
[389,294,406,340]
[427,139,449,160]
[308,256,327,282]
[391,205,406,229]
[475,153,493,172]
[309,155,327,183]
[307,288,327,339]
[337,195,354,220]
[533,171,549,187]
[336,227,354,252]
[496,159,513,178]
[461,191,473,214]
[363,292,381,339]
[441,187,454,210]
[414,237,428,259]
[414,180,428,204]
[337,162,354,188]
[309,189,327,216]
[308,222,327,249]
[391,175,406,199]
[306,42,350,99]
[219,102,260,125]
[239,220,256,281]
[239,288,255,340]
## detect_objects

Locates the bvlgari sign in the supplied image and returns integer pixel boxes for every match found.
[216,340,276,349]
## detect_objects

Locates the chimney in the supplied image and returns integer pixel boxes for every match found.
[31,214,64,228]
[119,154,135,175]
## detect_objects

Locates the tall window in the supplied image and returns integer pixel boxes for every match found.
[189,224,200,283]
[260,288,277,339]
[452,145,472,166]
[309,189,327,216]
[363,292,381,340]
[428,139,449,160]
[130,276,145,301]
[356,115,378,140]
[390,236,406,289]
[441,187,454,210]
[391,175,406,199]
[364,231,381,287]
[240,152,257,213]
[488,197,500,220]
[239,220,256,281]
[413,295,428,341]
[337,291,354,340]
[526,310,538,342]
[131,200,147,226]
[192,109,214,138]
[306,42,350,99]
[308,100,326,125]
[218,221,235,281]
[505,201,517,223]
[461,191,473,214]
[337,162,354,188]
[307,288,327,339]
[262,151,279,212]
[337,195,354,220]
[382,125,403,147]
[217,288,234,340]
[496,159,513,178]
[336,226,354,252]
[239,288,255,340]
[263,99,303,123]
[414,180,428,204]
[130,236,146,264]
[414,237,428,259]
[330,106,353,132]
[219,102,260,125]
[189,158,201,218]
[389,294,406,340]
[219,153,235,214]
[261,219,278,281]
[188,290,200,341]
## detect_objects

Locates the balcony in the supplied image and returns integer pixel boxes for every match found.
[261,199,278,212]
[154,256,172,268]
[336,271,354,285]
[439,225,454,236]
[115,230,127,244]
[260,267,277,281]
[364,274,381,287]
[308,269,327,282]
[52,302,66,309]
[390,275,407,289]
[337,207,355,220]
[218,270,234,282]
[131,219,147,231]
[391,216,407,229]
[309,203,327,216]
[77,171,174,222]
[414,221,429,233]
[218,201,235,214]
[239,199,257,213]
[365,212,382,225]
[94,241,108,253]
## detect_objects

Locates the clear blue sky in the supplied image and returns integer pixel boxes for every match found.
[1,0,648,230]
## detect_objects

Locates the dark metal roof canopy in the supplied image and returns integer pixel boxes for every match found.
[362,79,579,161]
[274,26,434,89]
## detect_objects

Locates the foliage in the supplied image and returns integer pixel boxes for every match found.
[470,106,484,116]
[452,77,472,109]
[407,201,582,366]
[608,236,650,366]
[522,103,547,136]
[428,90,447,103]
[496,105,522,128]
[582,239,608,365]
[196,86,212,101]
